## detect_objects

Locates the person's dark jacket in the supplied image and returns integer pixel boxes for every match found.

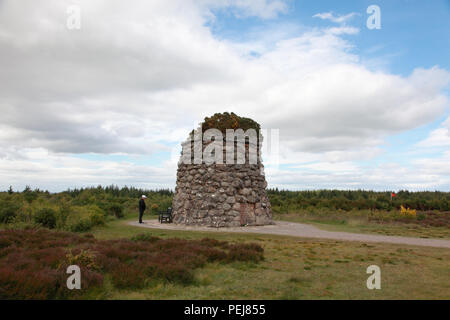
[139,198,146,213]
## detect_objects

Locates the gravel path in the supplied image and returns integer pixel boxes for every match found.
[129,220,450,249]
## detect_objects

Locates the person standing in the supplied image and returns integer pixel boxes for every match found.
[139,195,147,224]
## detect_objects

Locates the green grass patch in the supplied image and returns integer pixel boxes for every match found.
[275,212,450,239]
[88,218,450,299]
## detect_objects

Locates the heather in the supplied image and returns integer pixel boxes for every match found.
[0,228,264,299]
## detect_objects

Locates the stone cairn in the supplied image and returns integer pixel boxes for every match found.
[172,113,273,227]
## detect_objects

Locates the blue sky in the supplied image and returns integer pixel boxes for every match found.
[210,0,450,191]
[210,0,450,76]
[0,0,449,192]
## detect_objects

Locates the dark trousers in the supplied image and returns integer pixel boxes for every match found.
[139,210,144,223]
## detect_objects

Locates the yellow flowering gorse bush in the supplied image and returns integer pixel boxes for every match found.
[400,205,417,218]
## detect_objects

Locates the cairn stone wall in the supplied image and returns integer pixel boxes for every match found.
[172,130,273,227]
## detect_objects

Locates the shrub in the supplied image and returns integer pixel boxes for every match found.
[23,191,38,204]
[65,249,99,270]
[150,203,159,215]
[199,247,227,262]
[67,218,92,232]
[110,264,147,289]
[84,205,106,226]
[400,205,417,219]
[156,265,195,285]
[0,266,61,299]
[55,203,71,229]
[131,233,159,243]
[34,208,57,229]
[226,244,264,263]
[0,229,264,298]
[0,238,12,249]
[108,203,124,219]
[0,201,19,223]
[64,205,105,232]
[417,212,426,221]
[89,212,105,227]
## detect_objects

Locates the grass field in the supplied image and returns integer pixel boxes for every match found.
[275,213,450,239]
[87,214,450,299]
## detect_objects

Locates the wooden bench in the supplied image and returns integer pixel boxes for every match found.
[158,208,173,223]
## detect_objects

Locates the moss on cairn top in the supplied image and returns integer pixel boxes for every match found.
[196,112,261,135]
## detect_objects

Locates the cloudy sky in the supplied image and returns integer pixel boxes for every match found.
[0,0,449,192]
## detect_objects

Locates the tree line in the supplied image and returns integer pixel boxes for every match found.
[267,189,450,213]
[1,186,448,230]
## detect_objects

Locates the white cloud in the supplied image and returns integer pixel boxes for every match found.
[0,147,176,192]
[266,155,450,191]
[326,26,359,35]
[313,12,359,24]
[416,116,450,148]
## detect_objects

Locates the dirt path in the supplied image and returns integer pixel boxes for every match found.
[129,220,450,248]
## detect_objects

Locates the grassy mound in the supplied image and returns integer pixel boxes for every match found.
[0,229,264,299]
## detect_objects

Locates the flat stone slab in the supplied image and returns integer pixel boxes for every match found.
[129,220,450,249]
